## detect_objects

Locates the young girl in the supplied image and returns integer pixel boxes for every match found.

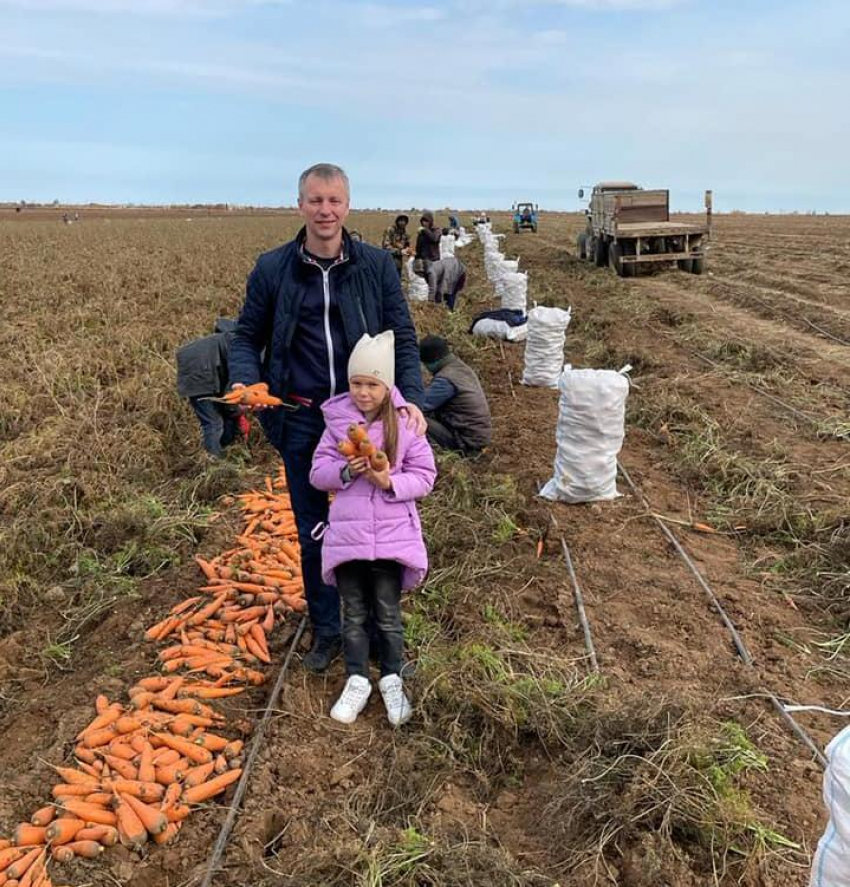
[310,331,436,725]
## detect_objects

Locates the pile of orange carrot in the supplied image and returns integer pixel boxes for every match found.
[0,469,302,887]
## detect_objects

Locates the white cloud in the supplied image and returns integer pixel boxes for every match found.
[0,0,291,16]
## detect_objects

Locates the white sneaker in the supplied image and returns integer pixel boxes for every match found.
[378,674,412,726]
[330,675,372,724]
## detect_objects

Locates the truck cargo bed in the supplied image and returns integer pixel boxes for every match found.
[616,220,709,237]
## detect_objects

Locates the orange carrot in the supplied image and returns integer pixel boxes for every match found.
[75,825,118,846]
[153,822,182,845]
[50,846,74,864]
[60,802,116,827]
[51,785,99,798]
[160,783,183,812]
[0,846,31,870]
[5,849,42,881]
[114,794,147,849]
[121,794,167,837]
[29,809,55,828]
[77,704,123,738]
[63,840,104,859]
[12,826,46,846]
[94,694,110,715]
[44,820,85,845]
[137,743,155,784]
[182,762,215,788]
[183,769,242,803]
[165,805,190,823]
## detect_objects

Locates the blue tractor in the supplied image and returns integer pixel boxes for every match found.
[512,202,538,233]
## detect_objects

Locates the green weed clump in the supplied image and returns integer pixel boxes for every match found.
[545,704,800,879]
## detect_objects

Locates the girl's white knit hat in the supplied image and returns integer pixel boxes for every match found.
[348,331,395,389]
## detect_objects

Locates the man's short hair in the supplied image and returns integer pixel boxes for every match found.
[298,163,350,201]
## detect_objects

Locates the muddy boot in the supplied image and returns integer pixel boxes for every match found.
[303,635,342,674]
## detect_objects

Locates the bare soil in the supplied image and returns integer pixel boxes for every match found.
[1,208,848,885]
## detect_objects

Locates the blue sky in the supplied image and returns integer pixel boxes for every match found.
[1,0,848,211]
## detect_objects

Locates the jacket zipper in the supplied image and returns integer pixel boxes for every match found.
[320,267,336,396]
[302,251,347,398]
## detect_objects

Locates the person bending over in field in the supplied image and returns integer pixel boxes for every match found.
[176,318,250,459]
[228,163,426,674]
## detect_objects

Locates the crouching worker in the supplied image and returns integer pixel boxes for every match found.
[419,335,492,455]
[310,331,436,726]
[176,318,249,459]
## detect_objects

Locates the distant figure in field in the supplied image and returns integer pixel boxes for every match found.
[414,211,442,301]
[419,335,492,455]
[176,318,249,459]
[381,214,411,279]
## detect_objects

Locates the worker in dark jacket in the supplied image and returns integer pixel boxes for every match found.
[176,318,248,458]
[229,163,426,674]
[381,214,411,279]
[419,335,492,454]
[414,210,442,301]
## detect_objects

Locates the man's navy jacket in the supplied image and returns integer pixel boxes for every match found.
[229,228,424,449]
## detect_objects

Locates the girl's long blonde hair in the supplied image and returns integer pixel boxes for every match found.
[370,389,398,467]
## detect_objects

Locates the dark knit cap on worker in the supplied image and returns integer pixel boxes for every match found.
[395,214,409,225]
[419,335,450,365]
[420,210,434,224]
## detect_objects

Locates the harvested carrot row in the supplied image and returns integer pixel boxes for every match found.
[0,471,301,886]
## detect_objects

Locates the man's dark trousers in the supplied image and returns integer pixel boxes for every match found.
[277,408,341,640]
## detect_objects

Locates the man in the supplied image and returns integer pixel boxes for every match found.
[414,211,442,301]
[381,214,410,278]
[419,335,492,454]
[229,163,426,673]
[176,318,249,459]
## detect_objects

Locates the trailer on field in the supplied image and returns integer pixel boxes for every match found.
[576,182,712,277]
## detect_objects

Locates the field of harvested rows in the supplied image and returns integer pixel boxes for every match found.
[0,208,848,886]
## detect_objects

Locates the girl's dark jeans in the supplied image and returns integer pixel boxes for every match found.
[336,560,403,679]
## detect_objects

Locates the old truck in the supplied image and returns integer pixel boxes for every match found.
[576,182,712,277]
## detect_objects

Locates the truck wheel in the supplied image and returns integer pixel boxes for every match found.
[691,257,705,275]
[677,259,693,273]
[594,237,608,267]
[609,243,634,278]
[576,233,587,259]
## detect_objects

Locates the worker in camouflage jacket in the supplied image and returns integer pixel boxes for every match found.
[381,214,411,278]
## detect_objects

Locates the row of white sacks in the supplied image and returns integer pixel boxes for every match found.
[477,222,529,312]
[475,222,629,504]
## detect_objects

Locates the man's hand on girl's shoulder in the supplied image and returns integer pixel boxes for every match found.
[399,404,427,436]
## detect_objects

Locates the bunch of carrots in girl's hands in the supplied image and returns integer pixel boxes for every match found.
[337,424,389,473]
[206,382,284,408]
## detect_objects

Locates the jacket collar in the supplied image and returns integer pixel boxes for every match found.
[295,226,357,266]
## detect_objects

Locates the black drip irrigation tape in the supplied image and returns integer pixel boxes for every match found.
[560,536,599,673]
[616,459,827,769]
[200,614,308,887]
[678,340,825,428]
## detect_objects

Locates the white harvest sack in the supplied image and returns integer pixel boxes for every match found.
[440,235,456,258]
[810,726,850,887]
[539,366,629,503]
[406,257,429,302]
[471,318,528,342]
[499,271,528,311]
[521,306,572,387]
